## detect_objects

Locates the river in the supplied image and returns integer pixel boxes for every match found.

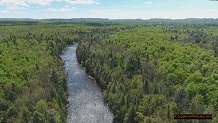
[60,44,114,123]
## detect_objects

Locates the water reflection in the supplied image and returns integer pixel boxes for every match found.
[61,45,114,123]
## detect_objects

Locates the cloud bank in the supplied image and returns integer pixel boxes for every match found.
[0,0,98,8]
[144,1,152,5]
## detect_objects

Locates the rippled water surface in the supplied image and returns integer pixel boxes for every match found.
[60,45,114,123]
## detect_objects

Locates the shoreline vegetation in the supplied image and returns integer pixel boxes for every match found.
[0,19,218,123]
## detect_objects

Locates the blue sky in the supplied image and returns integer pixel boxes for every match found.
[0,0,217,19]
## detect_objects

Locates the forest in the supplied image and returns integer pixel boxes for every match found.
[0,19,218,123]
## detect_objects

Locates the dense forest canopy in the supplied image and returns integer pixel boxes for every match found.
[0,19,218,123]
[76,19,218,123]
[0,22,95,122]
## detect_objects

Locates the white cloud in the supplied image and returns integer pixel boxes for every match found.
[88,9,218,19]
[64,5,70,7]
[0,10,9,14]
[144,1,152,5]
[47,8,58,11]
[0,0,54,7]
[0,0,28,7]
[60,8,70,11]
[47,7,74,12]
[0,0,98,9]
[64,0,99,5]
[6,6,27,10]
[15,11,30,15]
[26,0,53,6]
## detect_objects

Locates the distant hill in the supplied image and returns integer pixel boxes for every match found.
[0,18,218,26]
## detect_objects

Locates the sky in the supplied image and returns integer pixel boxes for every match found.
[0,0,218,19]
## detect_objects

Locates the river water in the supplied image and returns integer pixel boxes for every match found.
[60,44,114,123]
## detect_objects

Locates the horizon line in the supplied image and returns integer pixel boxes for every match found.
[0,17,218,20]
